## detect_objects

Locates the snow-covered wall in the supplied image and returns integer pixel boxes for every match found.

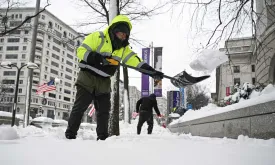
[168,100,275,140]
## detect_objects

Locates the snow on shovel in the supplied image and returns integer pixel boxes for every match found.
[189,49,228,72]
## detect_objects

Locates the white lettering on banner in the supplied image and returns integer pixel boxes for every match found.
[144,49,148,63]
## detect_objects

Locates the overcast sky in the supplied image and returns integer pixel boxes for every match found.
[26,0,219,96]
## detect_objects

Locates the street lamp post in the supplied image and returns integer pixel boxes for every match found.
[0,61,39,127]
[54,77,60,120]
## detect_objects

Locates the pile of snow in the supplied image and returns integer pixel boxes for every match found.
[16,114,32,121]
[0,111,12,117]
[190,49,228,73]
[0,125,19,140]
[170,85,275,125]
[80,122,96,130]
[53,119,68,124]
[32,117,54,123]
[169,113,180,118]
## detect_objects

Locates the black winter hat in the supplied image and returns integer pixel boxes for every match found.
[113,23,130,35]
[149,94,156,98]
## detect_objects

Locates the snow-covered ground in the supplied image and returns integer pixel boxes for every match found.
[0,119,274,165]
[170,84,275,125]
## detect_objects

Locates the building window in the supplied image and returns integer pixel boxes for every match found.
[65,75,72,80]
[66,67,72,73]
[47,51,49,55]
[18,89,22,93]
[48,21,53,29]
[251,65,255,72]
[2,80,15,84]
[5,54,18,59]
[45,66,48,71]
[63,31,67,38]
[19,80,23,84]
[0,46,2,51]
[0,38,4,42]
[67,53,73,60]
[23,46,27,50]
[64,89,71,94]
[234,78,240,85]
[50,69,58,75]
[52,46,60,52]
[9,30,20,35]
[3,71,16,76]
[66,60,73,66]
[252,78,256,85]
[42,15,45,20]
[49,93,56,98]
[25,30,29,34]
[24,38,28,42]
[51,61,59,68]
[22,54,26,59]
[44,75,47,79]
[233,66,240,73]
[7,38,20,42]
[64,97,70,102]
[6,46,19,51]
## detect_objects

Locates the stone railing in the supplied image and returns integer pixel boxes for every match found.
[168,101,275,140]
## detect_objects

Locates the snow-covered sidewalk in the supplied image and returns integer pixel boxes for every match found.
[0,120,275,165]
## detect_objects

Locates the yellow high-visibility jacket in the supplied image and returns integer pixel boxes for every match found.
[77,15,146,77]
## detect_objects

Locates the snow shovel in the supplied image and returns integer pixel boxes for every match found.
[105,58,210,88]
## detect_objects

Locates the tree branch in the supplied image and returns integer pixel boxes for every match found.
[0,1,51,36]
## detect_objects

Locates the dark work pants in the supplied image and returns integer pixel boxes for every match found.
[137,111,154,134]
[65,85,110,140]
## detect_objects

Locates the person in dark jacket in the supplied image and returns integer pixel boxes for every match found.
[136,94,162,135]
[65,15,164,141]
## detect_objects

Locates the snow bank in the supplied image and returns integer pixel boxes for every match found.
[0,111,12,117]
[53,119,68,124]
[32,117,54,123]
[0,125,19,140]
[170,85,275,125]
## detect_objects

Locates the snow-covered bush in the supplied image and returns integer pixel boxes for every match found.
[223,82,266,105]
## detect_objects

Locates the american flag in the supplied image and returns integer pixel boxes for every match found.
[36,80,56,94]
[88,103,96,117]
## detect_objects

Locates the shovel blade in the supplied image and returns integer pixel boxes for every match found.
[170,71,210,88]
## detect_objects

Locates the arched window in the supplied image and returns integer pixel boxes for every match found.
[63,31,67,38]
[48,21,53,29]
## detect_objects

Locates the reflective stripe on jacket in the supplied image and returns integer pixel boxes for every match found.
[77,15,146,77]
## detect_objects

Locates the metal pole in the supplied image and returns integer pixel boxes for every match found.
[54,83,58,120]
[11,66,21,126]
[26,0,40,125]
[150,42,154,94]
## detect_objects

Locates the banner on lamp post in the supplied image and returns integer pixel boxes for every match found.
[180,88,185,107]
[141,48,150,97]
[153,47,163,97]
[173,91,180,108]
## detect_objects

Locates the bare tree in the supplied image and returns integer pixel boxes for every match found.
[186,84,209,110]
[171,0,275,92]
[0,0,51,37]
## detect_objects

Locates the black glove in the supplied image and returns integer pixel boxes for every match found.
[87,52,109,66]
[151,70,164,80]
[140,63,164,80]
